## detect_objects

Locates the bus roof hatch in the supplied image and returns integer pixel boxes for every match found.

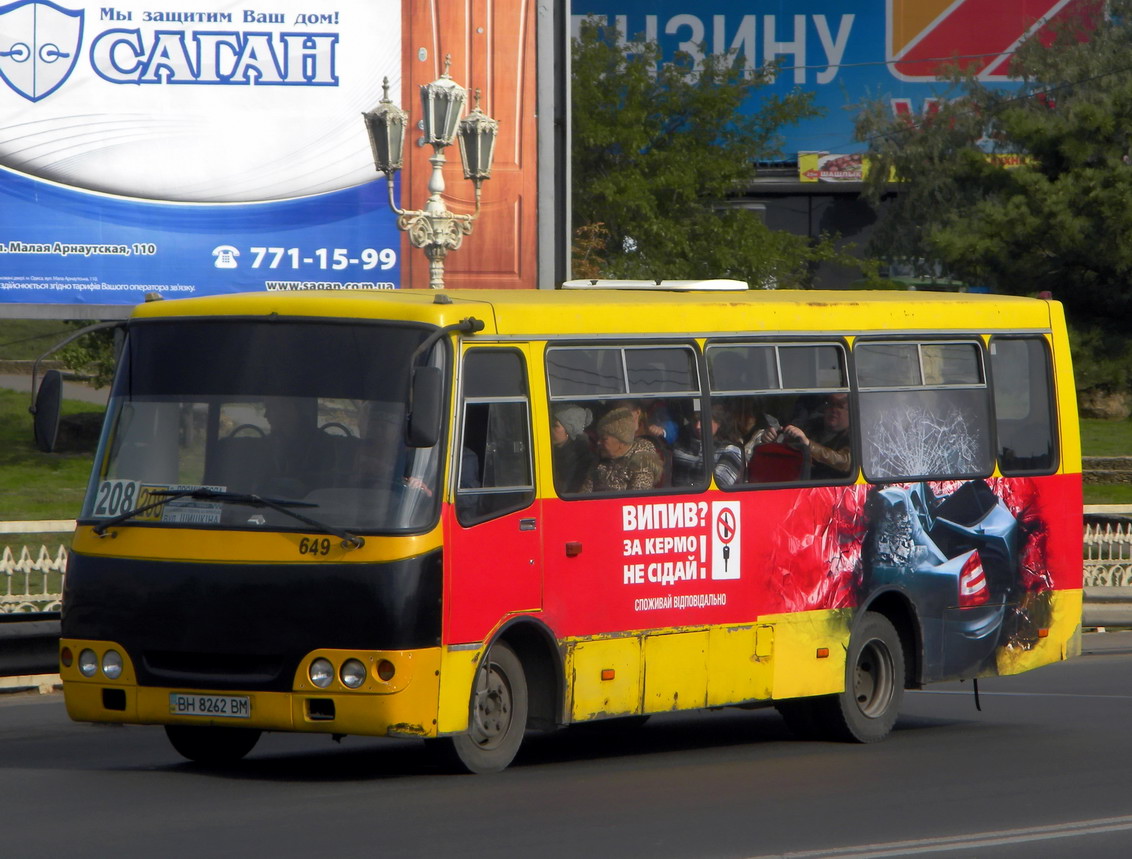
[560,279,749,291]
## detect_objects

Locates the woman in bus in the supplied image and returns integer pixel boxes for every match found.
[550,404,595,494]
[579,407,664,492]
[671,402,745,488]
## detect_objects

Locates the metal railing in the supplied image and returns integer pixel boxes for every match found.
[0,520,69,688]
[1083,507,1132,628]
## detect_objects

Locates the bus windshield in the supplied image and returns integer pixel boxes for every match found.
[80,318,444,534]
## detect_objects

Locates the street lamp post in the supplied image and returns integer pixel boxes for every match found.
[363,56,499,289]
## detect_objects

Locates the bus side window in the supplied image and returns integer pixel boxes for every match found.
[706,342,853,486]
[990,337,1056,473]
[457,350,535,526]
[857,340,994,482]
[546,344,702,495]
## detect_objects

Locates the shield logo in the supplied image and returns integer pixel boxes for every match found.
[0,0,84,102]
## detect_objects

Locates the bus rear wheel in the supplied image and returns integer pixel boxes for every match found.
[164,724,262,764]
[826,612,904,742]
[777,613,904,744]
[446,641,528,774]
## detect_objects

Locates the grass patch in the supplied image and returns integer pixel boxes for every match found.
[1080,417,1132,457]
[0,388,100,521]
[1084,484,1132,505]
[0,319,72,361]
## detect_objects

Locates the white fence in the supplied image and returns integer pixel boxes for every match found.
[0,520,72,614]
[1084,516,1132,588]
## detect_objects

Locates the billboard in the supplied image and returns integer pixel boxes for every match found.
[571,1,1088,161]
[0,0,402,309]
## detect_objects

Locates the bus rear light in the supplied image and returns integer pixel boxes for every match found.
[377,659,396,681]
[601,668,616,681]
[309,658,334,688]
[60,647,73,668]
[816,648,829,659]
[958,552,990,607]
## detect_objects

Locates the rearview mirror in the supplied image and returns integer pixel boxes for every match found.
[406,366,443,448]
[32,369,63,453]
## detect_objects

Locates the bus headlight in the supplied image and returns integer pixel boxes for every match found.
[340,659,367,689]
[309,658,335,688]
[78,649,98,677]
[101,650,124,680]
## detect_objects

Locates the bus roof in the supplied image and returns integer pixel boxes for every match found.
[129,288,1059,337]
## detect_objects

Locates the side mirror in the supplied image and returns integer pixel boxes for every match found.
[32,369,63,453]
[406,366,443,448]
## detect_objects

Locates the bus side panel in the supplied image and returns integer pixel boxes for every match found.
[539,472,1080,694]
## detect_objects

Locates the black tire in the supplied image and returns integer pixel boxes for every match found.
[777,613,904,743]
[165,724,262,764]
[445,642,529,774]
[824,613,904,742]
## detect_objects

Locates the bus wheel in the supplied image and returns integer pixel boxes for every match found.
[449,641,529,774]
[164,725,262,764]
[825,613,905,743]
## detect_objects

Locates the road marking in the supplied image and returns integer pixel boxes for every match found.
[915,689,1132,700]
[745,814,1132,858]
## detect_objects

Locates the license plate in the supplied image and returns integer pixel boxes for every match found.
[169,693,251,719]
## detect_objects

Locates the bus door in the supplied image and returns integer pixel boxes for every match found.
[444,346,541,643]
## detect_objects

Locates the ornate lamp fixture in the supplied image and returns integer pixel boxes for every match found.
[363,56,499,289]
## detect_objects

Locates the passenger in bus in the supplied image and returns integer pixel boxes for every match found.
[551,404,595,494]
[671,402,745,487]
[613,398,677,448]
[579,407,664,492]
[764,393,852,478]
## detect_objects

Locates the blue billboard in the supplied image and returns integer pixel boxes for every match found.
[0,0,403,308]
[571,1,1086,165]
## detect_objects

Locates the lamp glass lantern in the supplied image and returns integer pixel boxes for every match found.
[362,77,408,175]
[458,93,499,183]
[420,73,467,148]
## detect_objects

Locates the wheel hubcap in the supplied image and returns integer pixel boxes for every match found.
[470,660,512,749]
[854,638,895,718]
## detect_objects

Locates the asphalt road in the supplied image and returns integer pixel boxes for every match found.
[2,632,1132,859]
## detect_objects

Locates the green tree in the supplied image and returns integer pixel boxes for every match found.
[572,20,853,287]
[855,0,1132,390]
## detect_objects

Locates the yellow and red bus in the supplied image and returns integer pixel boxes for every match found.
[57,283,1083,772]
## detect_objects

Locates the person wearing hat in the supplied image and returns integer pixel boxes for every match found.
[579,406,664,492]
[551,404,595,494]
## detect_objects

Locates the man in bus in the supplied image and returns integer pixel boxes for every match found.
[579,406,664,492]
[773,393,853,479]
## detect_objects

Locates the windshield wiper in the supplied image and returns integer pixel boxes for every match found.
[91,488,365,549]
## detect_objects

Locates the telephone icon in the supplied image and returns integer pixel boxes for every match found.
[212,245,240,269]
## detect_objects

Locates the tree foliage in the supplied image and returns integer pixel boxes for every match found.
[855,0,1132,388]
[572,21,852,287]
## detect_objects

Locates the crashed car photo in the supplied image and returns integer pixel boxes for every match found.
[862,479,1031,680]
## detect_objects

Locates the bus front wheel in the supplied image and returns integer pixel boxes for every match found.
[164,724,262,764]
[446,641,529,774]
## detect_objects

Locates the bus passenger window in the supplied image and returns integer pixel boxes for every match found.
[990,337,1056,473]
[457,350,534,525]
[857,340,993,482]
[546,345,702,495]
[706,342,853,485]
